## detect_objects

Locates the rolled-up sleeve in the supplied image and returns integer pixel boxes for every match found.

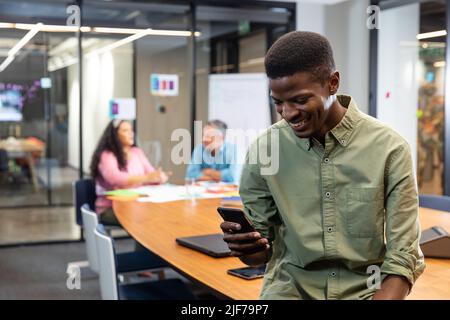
[381,142,425,287]
[220,167,235,183]
[239,152,280,242]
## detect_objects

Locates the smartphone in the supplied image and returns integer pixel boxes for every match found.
[227,265,266,280]
[217,207,255,233]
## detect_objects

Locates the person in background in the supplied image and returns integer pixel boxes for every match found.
[90,119,170,226]
[186,120,238,183]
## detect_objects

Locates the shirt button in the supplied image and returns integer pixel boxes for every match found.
[341,139,346,145]
[331,272,337,277]
[327,227,333,233]
[324,158,330,163]
[325,192,331,198]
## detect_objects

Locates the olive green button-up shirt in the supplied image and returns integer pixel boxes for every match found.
[239,95,425,300]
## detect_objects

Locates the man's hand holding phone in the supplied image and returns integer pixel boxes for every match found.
[220,221,270,257]
[218,207,270,265]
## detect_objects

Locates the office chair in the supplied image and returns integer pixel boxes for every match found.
[74,179,97,227]
[81,204,169,275]
[71,179,122,271]
[0,149,25,185]
[0,149,12,183]
[73,178,123,234]
[419,195,450,212]
[94,224,196,300]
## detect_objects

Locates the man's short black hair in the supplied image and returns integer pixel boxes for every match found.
[265,31,335,84]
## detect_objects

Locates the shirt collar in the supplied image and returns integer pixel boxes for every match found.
[291,94,362,150]
[202,142,226,155]
[329,95,362,147]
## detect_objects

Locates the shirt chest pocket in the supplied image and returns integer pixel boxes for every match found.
[346,187,385,238]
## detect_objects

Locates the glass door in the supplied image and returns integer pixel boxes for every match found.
[0,1,81,207]
[377,1,446,195]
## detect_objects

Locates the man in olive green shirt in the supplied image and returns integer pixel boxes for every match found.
[221,31,425,300]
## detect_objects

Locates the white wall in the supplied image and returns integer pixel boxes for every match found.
[377,4,419,168]
[67,43,133,172]
[297,2,325,35]
[295,0,370,113]
[325,0,370,113]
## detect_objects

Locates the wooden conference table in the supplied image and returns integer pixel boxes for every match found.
[113,198,450,300]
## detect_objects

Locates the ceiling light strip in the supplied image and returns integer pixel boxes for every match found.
[0,22,199,37]
[417,30,447,40]
[0,23,42,73]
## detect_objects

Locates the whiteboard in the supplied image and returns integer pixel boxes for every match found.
[208,73,271,133]
[208,73,271,182]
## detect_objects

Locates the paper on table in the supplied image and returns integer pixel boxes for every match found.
[130,184,236,203]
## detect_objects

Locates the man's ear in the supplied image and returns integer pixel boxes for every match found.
[328,71,340,95]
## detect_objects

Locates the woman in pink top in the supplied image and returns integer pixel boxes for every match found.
[90,119,169,226]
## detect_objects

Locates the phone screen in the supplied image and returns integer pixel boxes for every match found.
[227,265,266,280]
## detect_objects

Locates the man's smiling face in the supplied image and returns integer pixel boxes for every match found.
[270,71,334,139]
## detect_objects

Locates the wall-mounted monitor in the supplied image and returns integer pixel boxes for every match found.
[0,88,23,122]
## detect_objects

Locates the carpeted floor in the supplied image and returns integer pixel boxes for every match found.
[0,239,135,300]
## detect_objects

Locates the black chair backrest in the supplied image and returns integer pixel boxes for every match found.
[419,195,450,212]
[74,179,97,226]
[0,149,8,172]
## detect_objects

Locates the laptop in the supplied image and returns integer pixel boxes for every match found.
[176,233,231,258]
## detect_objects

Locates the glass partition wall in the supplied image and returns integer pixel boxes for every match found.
[371,0,450,196]
[0,0,295,244]
[0,1,81,208]
[195,3,293,125]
